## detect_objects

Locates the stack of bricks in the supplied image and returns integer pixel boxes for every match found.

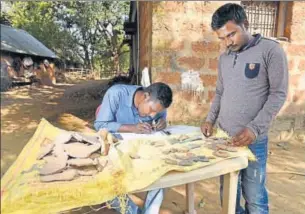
[150,1,305,124]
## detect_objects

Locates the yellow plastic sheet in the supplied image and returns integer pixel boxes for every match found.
[1,119,254,214]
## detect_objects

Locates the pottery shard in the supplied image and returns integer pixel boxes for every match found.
[213,150,230,158]
[67,158,98,167]
[216,143,227,150]
[79,133,101,144]
[178,160,193,166]
[216,143,238,152]
[40,169,78,182]
[164,158,179,165]
[73,166,98,176]
[53,131,72,145]
[71,132,83,141]
[89,153,101,159]
[53,144,69,160]
[193,156,209,162]
[64,143,101,158]
[225,146,238,152]
[40,156,67,175]
[37,143,55,160]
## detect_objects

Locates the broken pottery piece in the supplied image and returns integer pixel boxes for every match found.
[40,169,78,182]
[79,133,100,144]
[53,131,72,145]
[164,158,179,165]
[193,156,209,162]
[64,143,101,158]
[40,156,67,175]
[71,132,83,142]
[173,147,190,153]
[178,160,193,166]
[225,146,238,152]
[37,143,55,160]
[162,148,172,155]
[53,144,69,160]
[216,143,228,150]
[73,166,98,176]
[89,152,101,159]
[67,158,98,167]
[213,150,230,158]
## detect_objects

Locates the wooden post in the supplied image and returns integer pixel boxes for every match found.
[186,183,196,214]
[138,1,152,84]
[222,171,239,214]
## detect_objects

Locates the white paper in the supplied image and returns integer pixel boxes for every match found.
[117,125,200,141]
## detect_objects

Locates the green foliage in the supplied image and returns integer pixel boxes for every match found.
[7,1,130,74]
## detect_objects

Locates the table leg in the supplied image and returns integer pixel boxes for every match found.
[222,171,239,214]
[186,183,196,214]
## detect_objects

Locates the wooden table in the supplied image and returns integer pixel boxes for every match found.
[137,156,248,214]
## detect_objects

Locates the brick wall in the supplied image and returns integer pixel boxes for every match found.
[150,1,305,127]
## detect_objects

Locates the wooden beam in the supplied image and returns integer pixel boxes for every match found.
[138,1,152,84]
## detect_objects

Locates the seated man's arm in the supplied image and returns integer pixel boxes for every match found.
[94,89,122,132]
[94,88,150,133]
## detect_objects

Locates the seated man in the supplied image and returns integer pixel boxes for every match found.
[94,82,173,214]
[94,82,173,134]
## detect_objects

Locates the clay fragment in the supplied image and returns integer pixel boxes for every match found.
[79,133,100,144]
[213,150,230,158]
[216,143,227,150]
[162,149,172,155]
[64,143,101,158]
[53,131,72,144]
[178,160,193,166]
[164,158,179,165]
[89,153,101,159]
[67,158,98,167]
[225,146,238,152]
[37,143,55,160]
[73,166,98,176]
[40,169,78,182]
[40,156,67,175]
[193,156,209,162]
[171,147,189,153]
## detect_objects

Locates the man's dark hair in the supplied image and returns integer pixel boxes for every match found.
[144,82,173,108]
[211,3,247,31]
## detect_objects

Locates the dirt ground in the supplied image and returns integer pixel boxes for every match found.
[1,81,304,214]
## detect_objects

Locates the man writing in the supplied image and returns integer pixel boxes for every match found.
[94,82,172,134]
[94,82,173,213]
[201,3,288,214]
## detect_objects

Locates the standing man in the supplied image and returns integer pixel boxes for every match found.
[94,82,173,214]
[201,3,288,214]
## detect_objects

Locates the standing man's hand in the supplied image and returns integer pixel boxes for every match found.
[134,122,152,134]
[155,118,167,131]
[201,121,213,137]
[232,128,256,146]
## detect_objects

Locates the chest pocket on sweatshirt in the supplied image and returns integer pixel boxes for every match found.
[245,63,260,79]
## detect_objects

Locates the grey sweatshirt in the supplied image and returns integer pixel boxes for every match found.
[206,34,288,139]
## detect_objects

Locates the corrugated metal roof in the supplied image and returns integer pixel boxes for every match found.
[0,24,57,58]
